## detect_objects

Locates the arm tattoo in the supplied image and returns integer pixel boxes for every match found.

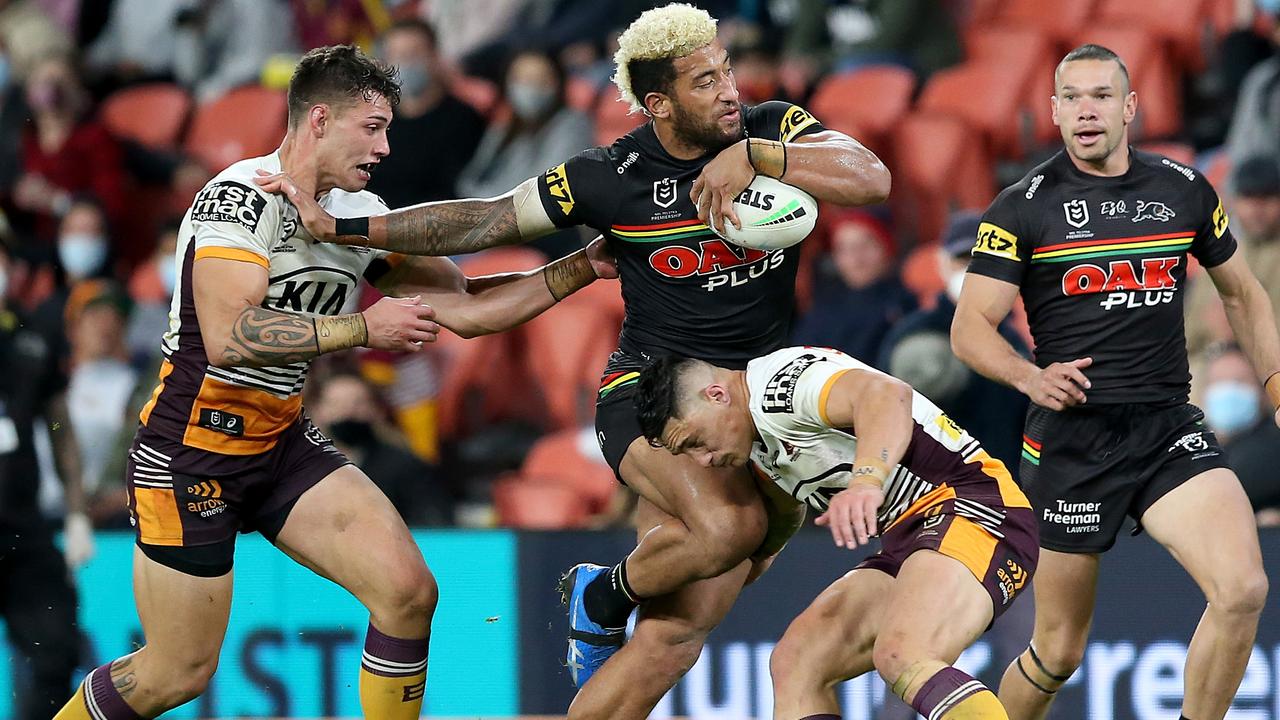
[381,196,521,255]
[221,305,321,367]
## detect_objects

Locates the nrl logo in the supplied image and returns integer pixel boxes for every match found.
[653,178,677,208]
[1063,199,1090,228]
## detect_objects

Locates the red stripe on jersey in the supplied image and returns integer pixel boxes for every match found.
[611,219,704,231]
[1034,231,1195,255]
[1022,435,1042,450]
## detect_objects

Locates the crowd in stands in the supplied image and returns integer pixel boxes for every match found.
[3,0,1279,535]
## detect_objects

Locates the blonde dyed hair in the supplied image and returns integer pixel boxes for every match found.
[612,3,718,114]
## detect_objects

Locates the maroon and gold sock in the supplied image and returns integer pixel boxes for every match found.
[54,661,144,720]
[912,666,1008,719]
[358,623,429,719]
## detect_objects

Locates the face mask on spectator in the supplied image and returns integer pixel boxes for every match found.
[398,64,431,97]
[945,270,965,303]
[59,233,108,278]
[158,259,177,295]
[1204,380,1261,435]
[1258,0,1280,15]
[0,266,7,299]
[508,83,556,122]
[0,57,10,91]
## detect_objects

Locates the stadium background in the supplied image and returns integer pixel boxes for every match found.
[1,0,1279,717]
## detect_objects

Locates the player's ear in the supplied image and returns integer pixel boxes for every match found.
[645,91,671,120]
[705,383,730,405]
[309,103,329,137]
[1123,91,1137,124]
[1049,94,1061,127]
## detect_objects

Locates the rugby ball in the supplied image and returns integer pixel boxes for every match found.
[711,175,818,251]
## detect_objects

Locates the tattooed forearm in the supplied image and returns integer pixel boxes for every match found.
[373,196,522,255]
[543,248,596,300]
[220,305,323,368]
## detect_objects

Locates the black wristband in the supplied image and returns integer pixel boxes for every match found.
[335,216,370,238]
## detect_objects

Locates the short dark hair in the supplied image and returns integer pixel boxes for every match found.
[288,45,400,127]
[635,356,697,445]
[627,57,680,114]
[382,18,438,52]
[1058,43,1130,90]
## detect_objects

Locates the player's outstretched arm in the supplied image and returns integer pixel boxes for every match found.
[194,257,440,368]
[254,171,557,255]
[1206,253,1280,424]
[952,273,1091,410]
[815,368,914,549]
[373,236,617,338]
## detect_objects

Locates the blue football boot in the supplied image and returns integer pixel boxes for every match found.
[559,562,626,688]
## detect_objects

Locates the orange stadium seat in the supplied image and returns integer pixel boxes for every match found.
[902,243,945,310]
[493,477,590,529]
[965,26,1058,152]
[594,95,645,146]
[808,65,916,156]
[892,113,995,245]
[918,60,1035,159]
[992,0,1099,49]
[523,301,620,429]
[1098,0,1211,73]
[184,85,288,173]
[1072,27,1181,140]
[101,83,192,150]
[520,430,618,514]
[450,74,500,116]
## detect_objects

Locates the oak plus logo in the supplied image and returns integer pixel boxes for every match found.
[648,239,786,292]
[1062,256,1180,310]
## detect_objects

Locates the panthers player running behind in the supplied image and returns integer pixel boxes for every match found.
[953,44,1276,720]
[255,4,891,718]
[55,45,613,720]
[635,346,1038,720]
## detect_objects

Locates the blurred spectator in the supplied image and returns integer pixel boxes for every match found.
[1192,0,1278,147]
[419,0,524,66]
[29,198,112,368]
[64,280,136,526]
[367,18,484,207]
[310,371,452,525]
[291,0,390,50]
[781,0,961,97]
[878,212,1030,477]
[1186,155,1280,355]
[15,55,126,245]
[0,0,71,81]
[1200,342,1280,515]
[84,0,188,90]
[172,0,297,104]
[729,33,788,105]
[791,208,916,365]
[0,232,85,719]
[1225,7,1280,173]
[126,219,179,366]
[457,48,593,257]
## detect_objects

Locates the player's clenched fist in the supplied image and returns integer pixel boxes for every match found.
[1022,356,1093,410]
[362,295,440,351]
[816,482,884,549]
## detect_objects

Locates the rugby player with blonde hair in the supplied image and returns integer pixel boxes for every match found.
[259,5,890,717]
[55,45,613,720]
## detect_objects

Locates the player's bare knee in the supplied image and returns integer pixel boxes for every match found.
[1210,569,1268,617]
[374,560,439,626]
[689,505,766,575]
[1034,635,1087,676]
[871,633,918,685]
[770,632,826,688]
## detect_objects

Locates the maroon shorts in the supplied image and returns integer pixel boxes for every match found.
[858,493,1040,620]
[125,414,350,576]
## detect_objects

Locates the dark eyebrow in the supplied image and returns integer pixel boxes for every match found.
[367,113,391,124]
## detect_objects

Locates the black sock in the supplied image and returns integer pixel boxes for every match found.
[582,558,639,630]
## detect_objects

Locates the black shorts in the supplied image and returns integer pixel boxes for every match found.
[594,351,647,482]
[1020,402,1229,553]
[125,413,350,576]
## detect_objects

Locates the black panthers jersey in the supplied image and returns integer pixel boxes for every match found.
[967,149,1237,405]
[535,101,825,368]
